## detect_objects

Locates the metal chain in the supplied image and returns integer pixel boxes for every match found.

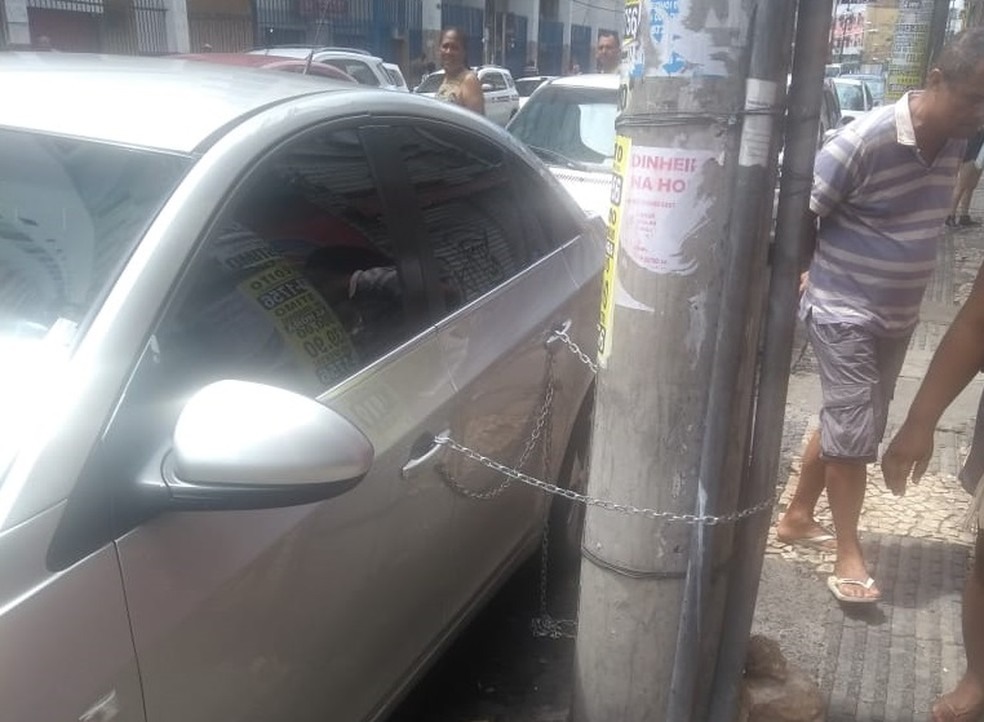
[554,327,598,374]
[439,355,556,501]
[530,514,579,640]
[528,370,578,640]
[435,435,776,526]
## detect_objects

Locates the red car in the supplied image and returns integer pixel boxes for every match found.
[176,52,359,84]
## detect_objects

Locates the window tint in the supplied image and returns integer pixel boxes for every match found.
[151,127,416,399]
[389,125,556,311]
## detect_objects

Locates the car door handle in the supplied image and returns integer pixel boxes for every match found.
[546,319,573,347]
[402,430,450,479]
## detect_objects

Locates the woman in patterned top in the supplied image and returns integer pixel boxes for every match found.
[435,27,485,116]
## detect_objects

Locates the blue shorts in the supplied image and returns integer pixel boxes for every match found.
[807,317,911,463]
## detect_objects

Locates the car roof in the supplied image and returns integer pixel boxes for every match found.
[547,73,619,90]
[0,53,359,153]
[176,53,358,82]
[250,47,383,63]
[249,45,372,56]
[832,77,866,86]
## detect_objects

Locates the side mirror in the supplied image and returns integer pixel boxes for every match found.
[481,83,493,92]
[164,380,373,510]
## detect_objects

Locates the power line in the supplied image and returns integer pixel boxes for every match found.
[570,0,621,16]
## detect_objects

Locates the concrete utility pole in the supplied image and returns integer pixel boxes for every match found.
[572,0,794,720]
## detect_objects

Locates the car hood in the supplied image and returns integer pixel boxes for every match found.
[547,166,612,219]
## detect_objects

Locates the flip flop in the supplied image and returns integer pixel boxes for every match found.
[826,575,881,604]
[777,529,837,552]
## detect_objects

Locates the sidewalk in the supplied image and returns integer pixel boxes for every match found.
[752,196,984,721]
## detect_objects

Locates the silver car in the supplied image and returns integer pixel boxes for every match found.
[0,54,600,722]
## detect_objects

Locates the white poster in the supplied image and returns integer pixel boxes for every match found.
[621,145,716,275]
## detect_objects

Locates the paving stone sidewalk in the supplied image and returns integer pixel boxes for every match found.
[753,200,984,721]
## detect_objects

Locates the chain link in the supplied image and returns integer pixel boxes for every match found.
[435,435,775,526]
[554,327,598,374]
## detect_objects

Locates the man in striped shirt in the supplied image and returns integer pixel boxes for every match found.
[777,29,984,605]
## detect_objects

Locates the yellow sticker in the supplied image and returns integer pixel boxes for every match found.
[241,262,360,387]
[598,133,631,367]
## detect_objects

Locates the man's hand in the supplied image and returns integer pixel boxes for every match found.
[881,420,935,496]
[799,271,809,296]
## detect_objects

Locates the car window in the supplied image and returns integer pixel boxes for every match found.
[416,72,444,93]
[509,85,618,166]
[834,81,865,111]
[149,127,418,399]
[323,58,379,86]
[387,124,557,312]
[516,78,546,97]
[504,73,515,89]
[484,72,507,91]
[0,130,190,484]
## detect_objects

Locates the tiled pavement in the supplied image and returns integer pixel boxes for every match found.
[760,199,984,721]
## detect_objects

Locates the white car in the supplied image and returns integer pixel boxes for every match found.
[507,73,618,218]
[383,61,408,91]
[414,66,520,126]
[832,76,876,125]
[248,46,408,91]
[515,75,556,109]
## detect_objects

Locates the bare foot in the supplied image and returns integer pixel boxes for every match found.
[932,678,984,721]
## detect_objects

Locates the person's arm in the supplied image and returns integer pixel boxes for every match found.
[882,264,984,493]
[799,211,818,294]
[458,72,486,115]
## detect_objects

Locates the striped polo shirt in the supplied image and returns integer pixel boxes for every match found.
[801,91,965,335]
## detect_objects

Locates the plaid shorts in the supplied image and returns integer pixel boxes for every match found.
[807,316,911,463]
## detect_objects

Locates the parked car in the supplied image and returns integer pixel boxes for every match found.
[248,45,407,91]
[508,73,618,218]
[844,72,886,106]
[832,76,875,125]
[383,61,409,91]
[175,52,358,83]
[414,66,521,126]
[515,75,555,109]
[0,53,600,722]
[819,76,846,143]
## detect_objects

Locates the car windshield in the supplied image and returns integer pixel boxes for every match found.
[852,75,884,100]
[508,86,618,167]
[416,71,444,93]
[0,129,189,484]
[835,81,866,111]
[516,78,547,97]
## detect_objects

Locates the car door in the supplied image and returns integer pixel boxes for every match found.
[103,123,459,722]
[382,120,596,620]
[481,70,510,125]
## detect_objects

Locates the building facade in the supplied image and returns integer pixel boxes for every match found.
[1,0,619,82]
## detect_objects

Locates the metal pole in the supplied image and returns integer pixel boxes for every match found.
[705,1,834,719]
[571,1,787,719]
[667,1,796,719]
[926,0,953,76]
